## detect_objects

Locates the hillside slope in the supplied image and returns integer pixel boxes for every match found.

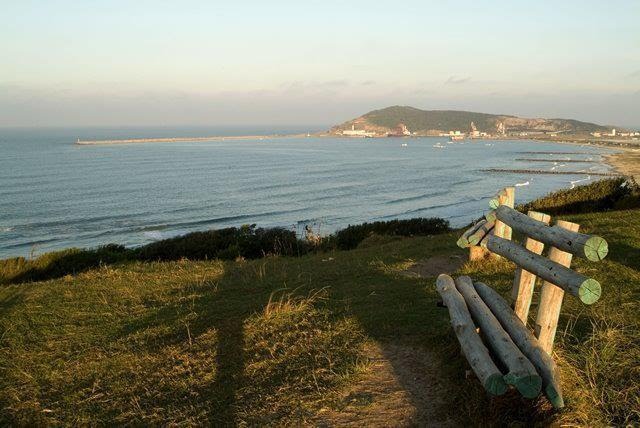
[1,209,638,425]
[330,105,610,135]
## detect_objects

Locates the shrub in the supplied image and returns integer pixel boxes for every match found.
[0,244,130,284]
[0,218,451,285]
[133,225,304,261]
[334,217,451,250]
[518,177,640,215]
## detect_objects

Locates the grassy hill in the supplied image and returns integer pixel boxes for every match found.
[331,105,610,135]
[1,181,639,425]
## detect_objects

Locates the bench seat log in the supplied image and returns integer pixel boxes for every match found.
[457,218,496,248]
[474,281,564,408]
[480,234,601,305]
[494,205,608,262]
[435,275,507,396]
[455,276,542,398]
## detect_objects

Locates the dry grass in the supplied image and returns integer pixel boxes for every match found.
[1,207,639,425]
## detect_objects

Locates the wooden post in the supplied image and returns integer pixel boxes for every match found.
[535,220,580,355]
[469,246,490,261]
[470,186,513,261]
[511,211,551,323]
[493,187,515,240]
[435,275,507,395]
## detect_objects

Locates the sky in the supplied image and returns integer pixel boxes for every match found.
[1,0,639,128]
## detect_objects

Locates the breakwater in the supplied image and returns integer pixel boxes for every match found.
[76,134,306,145]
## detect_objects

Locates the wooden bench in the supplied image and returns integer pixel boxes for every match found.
[437,187,608,408]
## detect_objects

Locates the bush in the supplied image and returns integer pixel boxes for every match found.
[0,218,451,285]
[0,244,130,284]
[133,225,304,261]
[334,217,451,250]
[518,177,640,215]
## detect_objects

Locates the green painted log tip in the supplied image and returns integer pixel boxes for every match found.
[485,374,508,396]
[584,235,609,261]
[489,199,500,209]
[484,210,497,222]
[545,385,565,409]
[514,374,543,399]
[579,278,602,305]
[456,237,469,249]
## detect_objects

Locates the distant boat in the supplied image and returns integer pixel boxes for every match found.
[515,181,530,187]
[401,143,408,147]
[449,135,464,141]
[433,143,445,148]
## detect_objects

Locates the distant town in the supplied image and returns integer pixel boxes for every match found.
[337,121,640,141]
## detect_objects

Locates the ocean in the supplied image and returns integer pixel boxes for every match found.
[0,127,614,259]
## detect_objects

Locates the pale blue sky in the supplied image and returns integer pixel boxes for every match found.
[1,0,639,127]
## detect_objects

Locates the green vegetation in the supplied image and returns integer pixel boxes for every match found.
[518,177,640,215]
[0,219,450,286]
[362,106,507,132]
[333,217,450,250]
[1,181,638,425]
[335,105,608,133]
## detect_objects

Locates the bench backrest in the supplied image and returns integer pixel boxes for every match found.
[457,187,607,354]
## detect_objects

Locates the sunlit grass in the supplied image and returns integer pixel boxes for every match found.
[0,200,638,424]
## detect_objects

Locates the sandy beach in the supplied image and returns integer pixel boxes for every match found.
[604,149,640,180]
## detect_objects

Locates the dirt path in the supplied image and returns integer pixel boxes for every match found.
[314,254,466,427]
[314,342,459,427]
[402,254,466,279]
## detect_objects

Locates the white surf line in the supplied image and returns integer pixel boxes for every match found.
[570,175,591,189]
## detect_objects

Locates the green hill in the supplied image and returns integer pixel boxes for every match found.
[331,105,610,135]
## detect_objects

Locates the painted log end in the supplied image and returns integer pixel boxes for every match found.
[545,384,565,409]
[457,236,469,249]
[579,278,602,305]
[514,374,543,399]
[484,210,497,223]
[484,373,508,396]
[583,235,609,261]
[489,198,500,209]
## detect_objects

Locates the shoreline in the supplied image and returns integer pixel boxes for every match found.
[76,131,639,179]
[533,137,640,180]
[603,151,640,180]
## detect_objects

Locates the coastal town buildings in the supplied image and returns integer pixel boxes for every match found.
[387,123,412,137]
[341,124,376,138]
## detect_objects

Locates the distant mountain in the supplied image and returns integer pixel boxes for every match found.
[330,106,610,136]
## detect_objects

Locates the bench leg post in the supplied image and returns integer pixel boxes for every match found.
[534,220,580,354]
[511,211,551,323]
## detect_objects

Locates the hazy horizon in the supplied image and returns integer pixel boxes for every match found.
[2,0,639,128]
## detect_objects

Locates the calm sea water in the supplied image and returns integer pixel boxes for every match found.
[0,127,613,259]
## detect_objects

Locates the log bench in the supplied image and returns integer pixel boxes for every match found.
[438,187,608,408]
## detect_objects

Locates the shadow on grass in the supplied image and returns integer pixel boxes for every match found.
[112,269,263,425]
